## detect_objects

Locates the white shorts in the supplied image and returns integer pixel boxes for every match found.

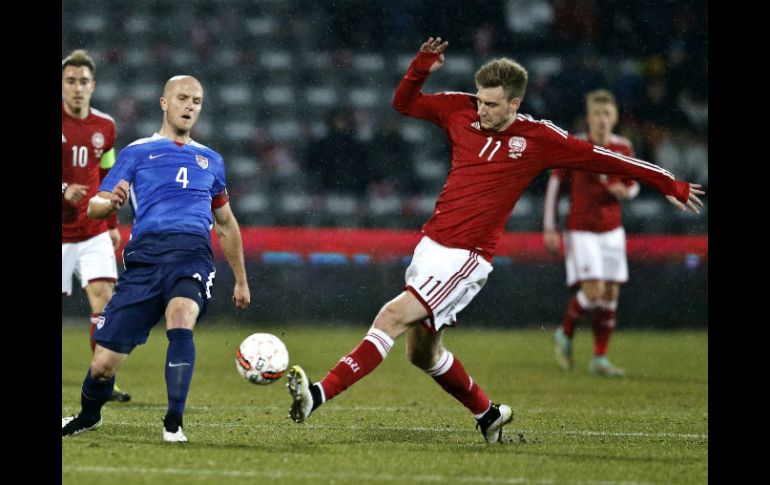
[564,227,628,287]
[404,236,493,332]
[62,231,118,296]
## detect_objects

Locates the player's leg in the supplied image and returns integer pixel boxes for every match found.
[287,290,427,423]
[79,232,128,400]
[63,263,164,438]
[161,278,203,443]
[588,227,627,377]
[406,325,512,443]
[62,344,129,436]
[555,231,604,370]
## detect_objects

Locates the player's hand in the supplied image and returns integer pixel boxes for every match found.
[666,183,705,214]
[543,230,561,255]
[109,228,122,251]
[606,183,630,200]
[64,183,89,203]
[233,281,251,310]
[111,180,130,209]
[419,36,449,73]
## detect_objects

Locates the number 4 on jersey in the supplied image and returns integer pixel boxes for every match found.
[176,166,189,188]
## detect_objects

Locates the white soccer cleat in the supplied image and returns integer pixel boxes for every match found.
[588,356,625,377]
[553,327,574,371]
[163,426,188,443]
[287,365,314,423]
[476,403,514,443]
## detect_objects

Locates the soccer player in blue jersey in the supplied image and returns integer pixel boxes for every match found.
[62,76,251,442]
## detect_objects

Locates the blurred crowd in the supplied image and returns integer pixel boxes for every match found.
[63,0,707,232]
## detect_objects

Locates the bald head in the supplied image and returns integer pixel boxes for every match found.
[159,75,205,140]
[163,75,203,98]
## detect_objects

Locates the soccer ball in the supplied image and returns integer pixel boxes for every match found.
[235,333,289,385]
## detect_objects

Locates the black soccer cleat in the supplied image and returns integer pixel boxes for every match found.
[109,386,132,402]
[62,414,102,437]
[476,403,514,443]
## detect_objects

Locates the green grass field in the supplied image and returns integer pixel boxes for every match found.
[62,323,707,484]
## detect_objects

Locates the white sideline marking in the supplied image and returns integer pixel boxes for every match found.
[63,465,656,485]
[90,420,706,440]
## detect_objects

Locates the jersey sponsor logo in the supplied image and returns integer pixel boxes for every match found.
[508,136,527,159]
[149,153,165,159]
[91,132,105,149]
[196,154,209,169]
[471,121,481,130]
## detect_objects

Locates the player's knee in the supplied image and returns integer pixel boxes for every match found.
[581,282,604,302]
[372,303,413,338]
[406,344,440,370]
[165,299,198,330]
[89,359,117,380]
[88,282,114,304]
[604,284,620,302]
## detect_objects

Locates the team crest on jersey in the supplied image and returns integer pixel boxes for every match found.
[62,134,67,143]
[508,136,527,159]
[471,121,481,130]
[95,316,105,330]
[196,154,209,169]
[91,132,105,149]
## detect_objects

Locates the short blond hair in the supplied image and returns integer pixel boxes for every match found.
[474,58,528,100]
[62,49,96,77]
[586,89,617,109]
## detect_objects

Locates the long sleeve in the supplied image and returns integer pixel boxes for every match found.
[540,124,690,203]
[392,52,475,127]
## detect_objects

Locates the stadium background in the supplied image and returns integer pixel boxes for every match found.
[62,0,707,328]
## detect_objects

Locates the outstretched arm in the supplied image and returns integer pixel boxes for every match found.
[392,36,472,124]
[542,128,705,213]
[213,202,250,310]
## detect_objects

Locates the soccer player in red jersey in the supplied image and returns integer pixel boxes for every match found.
[286,37,704,443]
[544,89,639,377]
[62,50,131,402]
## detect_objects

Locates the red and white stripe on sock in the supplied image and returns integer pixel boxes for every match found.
[592,299,618,356]
[562,290,596,337]
[319,328,394,402]
[425,350,491,418]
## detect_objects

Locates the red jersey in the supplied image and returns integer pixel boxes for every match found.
[393,52,689,261]
[544,134,640,233]
[62,103,117,243]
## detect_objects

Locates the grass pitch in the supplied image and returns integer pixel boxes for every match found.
[62,323,707,484]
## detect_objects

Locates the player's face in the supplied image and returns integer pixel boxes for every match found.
[62,66,95,115]
[586,102,618,138]
[161,81,203,134]
[476,86,519,132]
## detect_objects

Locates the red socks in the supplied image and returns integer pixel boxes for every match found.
[319,329,393,402]
[562,290,595,337]
[592,301,617,356]
[425,350,490,417]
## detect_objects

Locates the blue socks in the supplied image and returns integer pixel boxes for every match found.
[81,370,114,420]
[165,329,196,419]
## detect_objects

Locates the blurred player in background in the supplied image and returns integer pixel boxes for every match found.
[62,75,251,442]
[286,37,704,443]
[61,49,131,402]
[544,89,638,377]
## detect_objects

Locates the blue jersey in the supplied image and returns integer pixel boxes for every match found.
[100,133,227,263]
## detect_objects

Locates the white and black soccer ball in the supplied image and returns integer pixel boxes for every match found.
[235,333,289,385]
